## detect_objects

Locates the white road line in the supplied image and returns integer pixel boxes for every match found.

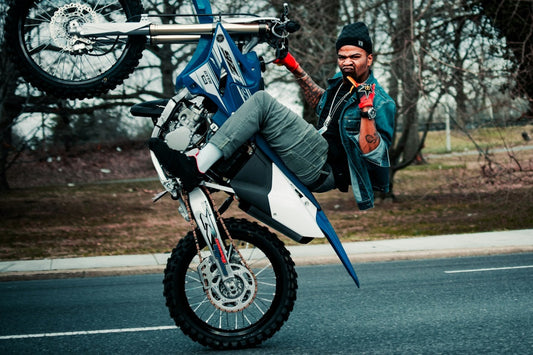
[445,265,533,274]
[0,326,176,340]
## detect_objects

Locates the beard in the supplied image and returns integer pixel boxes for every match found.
[341,67,369,84]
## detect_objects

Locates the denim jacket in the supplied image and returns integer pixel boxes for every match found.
[316,71,396,210]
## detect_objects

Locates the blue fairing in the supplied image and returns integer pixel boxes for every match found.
[192,0,213,23]
[175,25,262,120]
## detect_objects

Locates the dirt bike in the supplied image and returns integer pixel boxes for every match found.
[4,0,360,349]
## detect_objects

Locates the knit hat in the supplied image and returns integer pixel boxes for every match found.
[335,22,373,54]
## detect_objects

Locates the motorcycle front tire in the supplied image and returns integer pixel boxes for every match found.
[4,0,145,100]
[163,217,298,349]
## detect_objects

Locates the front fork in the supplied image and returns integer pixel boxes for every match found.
[188,188,238,291]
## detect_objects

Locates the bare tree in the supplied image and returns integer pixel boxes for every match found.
[4,0,529,192]
[478,0,533,119]
[0,39,19,190]
[270,0,341,123]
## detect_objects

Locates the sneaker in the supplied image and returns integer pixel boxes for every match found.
[149,138,202,191]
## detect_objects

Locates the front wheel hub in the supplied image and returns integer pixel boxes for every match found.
[199,259,257,312]
[50,3,97,54]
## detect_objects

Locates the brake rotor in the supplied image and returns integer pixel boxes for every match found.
[50,3,97,53]
[198,257,257,312]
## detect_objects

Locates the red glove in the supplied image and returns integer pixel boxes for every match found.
[274,52,300,73]
[357,83,375,109]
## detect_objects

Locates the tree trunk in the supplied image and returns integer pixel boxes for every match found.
[479,0,533,117]
[0,42,21,191]
[390,0,420,169]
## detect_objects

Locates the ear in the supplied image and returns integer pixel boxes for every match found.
[367,53,373,66]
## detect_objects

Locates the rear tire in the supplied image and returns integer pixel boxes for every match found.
[163,218,298,349]
[4,0,145,99]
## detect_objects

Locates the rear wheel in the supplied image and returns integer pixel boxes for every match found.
[4,0,145,99]
[163,218,298,349]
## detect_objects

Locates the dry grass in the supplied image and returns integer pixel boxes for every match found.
[1,137,532,261]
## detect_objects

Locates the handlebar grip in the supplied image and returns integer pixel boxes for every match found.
[286,21,300,33]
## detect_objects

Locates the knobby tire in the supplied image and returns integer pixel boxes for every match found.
[163,218,298,349]
[4,0,145,100]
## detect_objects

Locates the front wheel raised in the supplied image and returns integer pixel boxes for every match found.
[163,218,298,349]
[4,0,145,100]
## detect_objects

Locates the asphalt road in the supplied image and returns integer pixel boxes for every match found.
[1,253,532,354]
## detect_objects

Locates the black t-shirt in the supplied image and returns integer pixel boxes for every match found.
[317,82,352,190]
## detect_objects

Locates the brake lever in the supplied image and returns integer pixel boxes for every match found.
[282,3,289,21]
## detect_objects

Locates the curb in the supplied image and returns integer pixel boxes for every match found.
[1,245,531,282]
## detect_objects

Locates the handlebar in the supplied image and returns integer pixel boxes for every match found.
[79,4,299,49]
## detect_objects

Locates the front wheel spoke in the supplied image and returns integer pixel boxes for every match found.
[185,272,201,284]
[71,55,86,81]
[185,284,204,292]
[234,312,240,330]
[46,51,66,78]
[205,308,217,324]
[28,42,55,57]
[257,280,276,287]
[254,263,273,277]
[34,2,57,22]
[243,312,252,326]
[191,297,210,312]
[247,258,270,269]
[92,3,121,18]
[256,296,274,304]
[81,55,100,79]
[253,300,266,316]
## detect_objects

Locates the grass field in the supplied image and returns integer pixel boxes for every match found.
[422,124,532,154]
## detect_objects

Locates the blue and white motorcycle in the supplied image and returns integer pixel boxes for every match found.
[5,0,360,349]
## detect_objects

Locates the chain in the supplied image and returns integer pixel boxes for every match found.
[318,82,352,135]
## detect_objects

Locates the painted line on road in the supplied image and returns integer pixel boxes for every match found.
[0,326,176,340]
[445,265,533,274]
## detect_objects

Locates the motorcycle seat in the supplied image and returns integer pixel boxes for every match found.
[130,99,169,118]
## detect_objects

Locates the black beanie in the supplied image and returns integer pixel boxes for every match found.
[335,22,373,54]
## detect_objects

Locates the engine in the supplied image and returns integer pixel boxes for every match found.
[163,95,214,152]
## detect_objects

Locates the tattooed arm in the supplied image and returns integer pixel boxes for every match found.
[359,115,380,154]
[357,84,380,154]
[274,53,325,109]
[292,67,325,109]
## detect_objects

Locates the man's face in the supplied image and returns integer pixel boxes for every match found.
[337,45,373,83]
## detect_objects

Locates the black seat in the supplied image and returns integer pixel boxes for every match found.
[130,99,169,118]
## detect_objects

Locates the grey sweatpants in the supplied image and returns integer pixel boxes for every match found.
[209,91,332,188]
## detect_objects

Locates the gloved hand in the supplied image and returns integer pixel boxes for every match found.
[357,83,375,109]
[274,52,300,73]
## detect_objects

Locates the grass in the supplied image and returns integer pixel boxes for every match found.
[422,124,532,154]
[1,127,532,261]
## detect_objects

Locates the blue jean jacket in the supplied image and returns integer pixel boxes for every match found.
[316,71,396,210]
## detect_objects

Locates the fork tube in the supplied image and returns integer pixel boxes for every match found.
[149,23,267,36]
[188,188,234,279]
[150,35,201,44]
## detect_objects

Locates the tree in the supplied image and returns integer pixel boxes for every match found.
[478,0,533,118]
[0,0,27,191]
[3,0,529,193]
[0,42,19,191]
[387,0,422,174]
[270,0,341,123]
